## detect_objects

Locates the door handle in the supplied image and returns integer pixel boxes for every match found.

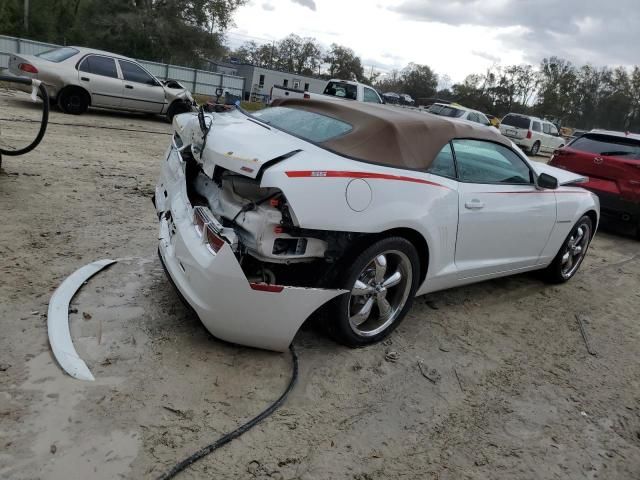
[125,85,133,89]
[593,156,603,164]
[465,200,485,210]
[80,77,89,81]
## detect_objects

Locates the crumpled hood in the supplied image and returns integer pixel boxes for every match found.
[531,161,588,186]
[174,110,305,179]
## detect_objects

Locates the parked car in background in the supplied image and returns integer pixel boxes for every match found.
[430,104,493,127]
[270,79,383,104]
[550,130,640,237]
[154,98,599,351]
[8,46,195,121]
[500,113,565,155]
[382,92,401,104]
[400,93,415,105]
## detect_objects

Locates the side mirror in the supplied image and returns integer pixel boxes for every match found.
[537,172,558,190]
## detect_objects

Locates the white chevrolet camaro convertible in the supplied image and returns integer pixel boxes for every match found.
[154,99,599,351]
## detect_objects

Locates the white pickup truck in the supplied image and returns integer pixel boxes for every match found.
[270,79,384,104]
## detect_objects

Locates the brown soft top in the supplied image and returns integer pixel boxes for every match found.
[270,98,511,170]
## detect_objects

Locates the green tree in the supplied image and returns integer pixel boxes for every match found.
[0,0,247,67]
[324,44,364,81]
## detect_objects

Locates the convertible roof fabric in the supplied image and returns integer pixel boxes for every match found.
[270,98,512,170]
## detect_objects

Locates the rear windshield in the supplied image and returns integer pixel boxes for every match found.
[323,81,357,100]
[427,104,446,114]
[501,114,530,129]
[251,106,352,143]
[36,47,79,62]
[437,106,465,118]
[570,134,640,160]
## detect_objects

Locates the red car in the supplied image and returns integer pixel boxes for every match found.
[550,129,640,237]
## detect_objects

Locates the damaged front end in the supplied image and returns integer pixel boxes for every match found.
[154,109,346,351]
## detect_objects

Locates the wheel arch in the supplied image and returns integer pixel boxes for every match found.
[58,84,92,106]
[328,227,430,288]
[583,209,599,237]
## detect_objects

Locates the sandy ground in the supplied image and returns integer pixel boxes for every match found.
[1,88,639,480]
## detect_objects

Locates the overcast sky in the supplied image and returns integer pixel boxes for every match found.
[228,0,637,83]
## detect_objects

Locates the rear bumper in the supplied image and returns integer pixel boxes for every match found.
[589,190,640,225]
[155,144,344,351]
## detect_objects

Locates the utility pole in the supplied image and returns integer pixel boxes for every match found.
[270,42,275,69]
[24,0,29,33]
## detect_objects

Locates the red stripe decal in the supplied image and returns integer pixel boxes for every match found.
[479,190,590,194]
[285,170,449,188]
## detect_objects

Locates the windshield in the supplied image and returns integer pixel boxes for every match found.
[437,106,465,118]
[323,81,357,100]
[501,114,530,129]
[570,134,640,160]
[36,47,80,62]
[251,106,352,143]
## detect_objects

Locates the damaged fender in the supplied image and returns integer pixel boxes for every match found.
[47,259,116,381]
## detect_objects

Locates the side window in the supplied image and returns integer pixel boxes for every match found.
[468,112,480,123]
[532,121,541,132]
[79,55,118,79]
[549,124,559,136]
[363,88,381,103]
[304,82,309,91]
[427,143,456,179]
[452,139,532,184]
[542,123,551,134]
[283,79,289,87]
[119,60,158,86]
[258,74,265,88]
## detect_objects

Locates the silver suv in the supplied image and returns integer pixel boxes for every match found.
[500,113,565,155]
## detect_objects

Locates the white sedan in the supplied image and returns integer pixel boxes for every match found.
[154,99,599,351]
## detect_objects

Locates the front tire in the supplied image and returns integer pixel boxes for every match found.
[329,237,420,347]
[166,100,193,123]
[542,215,593,283]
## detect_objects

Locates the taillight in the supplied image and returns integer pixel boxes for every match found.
[303,93,310,99]
[205,225,225,253]
[249,283,284,293]
[193,206,226,254]
[526,130,532,139]
[19,63,38,74]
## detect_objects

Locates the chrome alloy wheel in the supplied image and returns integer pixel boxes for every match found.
[348,250,413,337]
[560,223,591,279]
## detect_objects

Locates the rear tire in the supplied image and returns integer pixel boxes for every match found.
[542,215,593,283]
[529,141,541,156]
[58,87,89,115]
[329,237,420,347]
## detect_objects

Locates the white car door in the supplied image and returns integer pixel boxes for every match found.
[77,55,124,108]
[452,139,556,279]
[117,59,167,113]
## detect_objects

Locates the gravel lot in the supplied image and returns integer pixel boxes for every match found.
[1,89,639,480]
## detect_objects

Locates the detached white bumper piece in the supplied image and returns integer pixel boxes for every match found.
[47,259,116,381]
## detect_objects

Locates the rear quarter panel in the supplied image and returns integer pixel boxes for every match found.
[260,151,460,284]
